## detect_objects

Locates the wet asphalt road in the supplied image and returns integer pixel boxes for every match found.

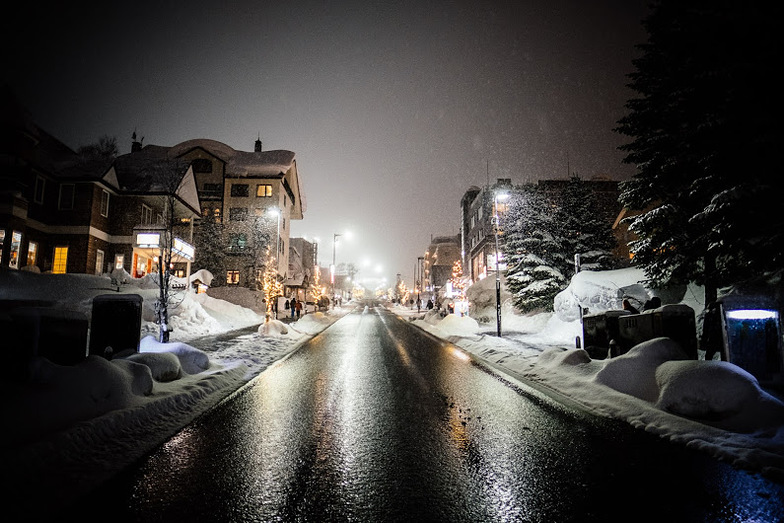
[73,305,783,522]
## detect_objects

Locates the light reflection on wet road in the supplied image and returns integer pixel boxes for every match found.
[79,305,783,522]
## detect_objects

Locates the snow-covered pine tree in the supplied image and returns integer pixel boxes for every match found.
[503,185,566,313]
[554,174,618,275]
[615,1,783,304]
[193,205,226,286]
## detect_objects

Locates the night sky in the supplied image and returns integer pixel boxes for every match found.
[3,1,649,288]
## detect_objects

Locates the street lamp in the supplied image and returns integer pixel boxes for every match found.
[494,191,509,337]
[331,233,342,306]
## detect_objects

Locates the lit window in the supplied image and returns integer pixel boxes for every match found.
[0,229,4,264]
[226,270,240,285]
[53,246,68,274]
[59,184,74,210]
[26,241,38,267]
[115,254,125,270]
[95,249,104,275]
[256,184,273,197]
[100,190,110,217]
[9,231,22,269]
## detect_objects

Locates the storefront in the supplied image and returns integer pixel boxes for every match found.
[132,230,195,284]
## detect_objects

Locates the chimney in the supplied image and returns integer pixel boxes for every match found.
[131,131,143,153]
[254,136,262,152]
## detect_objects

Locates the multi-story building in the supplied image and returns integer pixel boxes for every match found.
[1,89,305,296]
[460,178,513,282]
[423,234,461,296]
[1,91,200,277]
[287,237,318,303]
[460,176,623,284]
[159,137,304,289]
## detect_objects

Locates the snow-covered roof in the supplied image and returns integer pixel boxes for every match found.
[166,139,296,177]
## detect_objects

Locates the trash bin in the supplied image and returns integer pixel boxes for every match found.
[88,294,143,359]
[9,307,89,367]
[719,296,783,388]
[582,310,630,359]
[617,304,697,359]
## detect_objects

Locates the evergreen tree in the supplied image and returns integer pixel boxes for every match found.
[503,185,566,313]
[615,1,784,304]
[193,206,226,286]
[555,174,618,274]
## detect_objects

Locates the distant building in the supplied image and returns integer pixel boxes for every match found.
[161,137,304,289]
[287,237,317,302]
[460,176,624,283]
[423,234,461,295]
[460,178,512,282]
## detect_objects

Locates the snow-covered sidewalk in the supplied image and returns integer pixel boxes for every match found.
[389,303,784,483]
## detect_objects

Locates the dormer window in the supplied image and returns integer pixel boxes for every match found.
[192,158,213,173]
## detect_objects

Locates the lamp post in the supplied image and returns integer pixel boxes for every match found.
[493,191,509,337]
[331,233,342,307]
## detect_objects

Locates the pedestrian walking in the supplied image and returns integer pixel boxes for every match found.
[290,297,296,318]
[295,299,302,319]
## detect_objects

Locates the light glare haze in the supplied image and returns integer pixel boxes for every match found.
[2,1,648,285]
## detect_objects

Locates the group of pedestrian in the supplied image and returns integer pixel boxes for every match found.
[284,297,303,319]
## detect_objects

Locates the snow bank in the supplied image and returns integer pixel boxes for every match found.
[553,267,651,321]
[289,312,336,335]
[259,319,289,336]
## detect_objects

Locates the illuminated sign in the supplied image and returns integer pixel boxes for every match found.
[172,237,195,261]
[726,309,779,321]
[136,233,160,248]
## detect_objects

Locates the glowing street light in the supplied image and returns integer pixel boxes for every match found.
[494,191,509,337]
[331,233,342,304]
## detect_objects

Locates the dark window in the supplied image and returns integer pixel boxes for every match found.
[100,190,110,217]
[59,184,74,210]
[192,159,213,173]
[34,176,45,204]
[203,183,222,195]
[229,207,248,221]
[231,184,249,197]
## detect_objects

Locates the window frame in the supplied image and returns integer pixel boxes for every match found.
[100,189,110,217]
[230,184,250,197]
[58,183,75,210]
[26,241,38,267]
[34,175,45,204]
[53,246,68,274]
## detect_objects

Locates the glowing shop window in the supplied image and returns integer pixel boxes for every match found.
[27,241,38,266]
[9,231,22,269]
[226,270,240,285]
[53,246,68,274]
